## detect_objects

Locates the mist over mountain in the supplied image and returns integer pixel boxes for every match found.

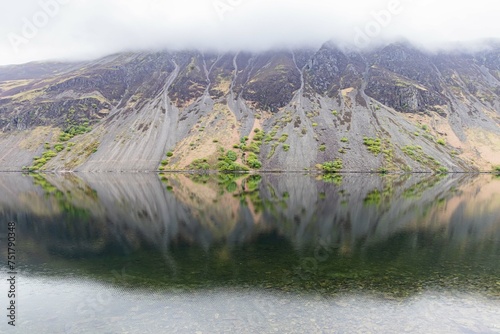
[2,0,500,65]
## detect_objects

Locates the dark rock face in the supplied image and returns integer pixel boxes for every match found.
[241,52,302,112]
[304,45,351,96]
[1,41,500,172]
[365,66,448,113]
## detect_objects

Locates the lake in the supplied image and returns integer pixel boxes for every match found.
[1,172,499,333]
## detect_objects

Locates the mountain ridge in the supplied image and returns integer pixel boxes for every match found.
[1,41,500,172]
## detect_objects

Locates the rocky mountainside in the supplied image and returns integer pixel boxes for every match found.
[1,41,500,172]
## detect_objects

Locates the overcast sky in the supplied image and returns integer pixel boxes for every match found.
[1,0,500,65]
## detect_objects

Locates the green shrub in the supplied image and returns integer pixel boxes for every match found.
[319,144,326,152]
[312,123,318,127]
[437,166,449,174]
[189,158,210,170]
[493,166,500,174]
[161,159,169,166]
[66,124,91,136]
[253,131,265,141]
[246,143,261,153]
[278,134,288,143]
[245,153,262,169]
[59,133,72,142]
[437,138,446,146]
[332,110,338,116]
[318,159,343,173]
[340,137,348,143]
[34,158,47,166]
[54,144,65,152]
[166,151,174,157]
[217,161,249,172]
[226,150,238,162]
[42,151,57,159]
[253,129,266,141]
[283,144,290,152]
[247,158,262,169]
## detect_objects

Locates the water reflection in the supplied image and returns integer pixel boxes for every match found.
[0,172,499,297]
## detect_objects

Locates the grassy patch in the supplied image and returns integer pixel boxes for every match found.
[402,145,443,172]
[59,124,92,142]
[363,137,382,155]
[267,143,279,159]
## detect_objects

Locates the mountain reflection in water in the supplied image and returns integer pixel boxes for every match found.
[0,172,499,298]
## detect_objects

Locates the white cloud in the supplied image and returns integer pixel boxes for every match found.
[1,0,500,65]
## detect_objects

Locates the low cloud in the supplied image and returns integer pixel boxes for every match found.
[1,0,500,65]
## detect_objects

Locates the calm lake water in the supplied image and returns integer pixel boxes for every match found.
[1,172,499,333]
